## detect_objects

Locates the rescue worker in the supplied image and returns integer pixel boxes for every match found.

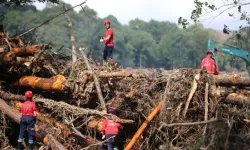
[17,91,37,150]
[100,20,116,71]
[201,50,220,75]
[102,107,122,150]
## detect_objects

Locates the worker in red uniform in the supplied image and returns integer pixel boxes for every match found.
[102,107,122,150]
[100,20,116,71]
[17,91,37,150]
[201,50,220,75]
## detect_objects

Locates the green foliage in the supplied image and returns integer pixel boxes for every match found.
[2,3,247,71]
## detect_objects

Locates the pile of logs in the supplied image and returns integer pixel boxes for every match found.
[1,26,250,149]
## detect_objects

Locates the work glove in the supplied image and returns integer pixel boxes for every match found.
[102,135,105,140]
[99,36,104,43]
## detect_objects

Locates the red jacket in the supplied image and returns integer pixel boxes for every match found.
[200,55,220,75]
[20,101,36,116]
[102,119,121,135]
[105,28,114,46]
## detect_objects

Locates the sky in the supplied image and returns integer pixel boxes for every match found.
[34,0,250,30]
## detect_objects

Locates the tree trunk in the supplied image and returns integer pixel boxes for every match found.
[225,93,250,105]
[64,5,77,63]
[214,75,250,86]
[14,75,70,92]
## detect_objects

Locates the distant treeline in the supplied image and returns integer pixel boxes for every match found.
[1,3,249,71]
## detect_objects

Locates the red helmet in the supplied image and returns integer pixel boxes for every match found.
[207,50,213,55]
[25,91,33,98]
[104,20,111,25]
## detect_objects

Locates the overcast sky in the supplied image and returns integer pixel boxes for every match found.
[34,0,250,30]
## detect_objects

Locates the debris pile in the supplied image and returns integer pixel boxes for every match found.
[1,29,250,150]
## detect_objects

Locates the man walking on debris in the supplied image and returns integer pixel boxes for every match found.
[17,91,37,150]
[201,50,220,75]
[102,107,122,150]
[100,19,117,71]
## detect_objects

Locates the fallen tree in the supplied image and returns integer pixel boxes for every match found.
[0,90,134,124]
[214,75,250,87]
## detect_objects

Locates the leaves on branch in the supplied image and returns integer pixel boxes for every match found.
[238,6,241,12]
[223,25,230,34]
[208,4,216,10]
[178,17,189,29]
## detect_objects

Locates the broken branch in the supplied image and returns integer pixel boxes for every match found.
[182,72,200,118]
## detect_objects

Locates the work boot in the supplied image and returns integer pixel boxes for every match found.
[16,142,22,150]
[101,61,108,72]
[28,143,34,150]
[108,59,116,71]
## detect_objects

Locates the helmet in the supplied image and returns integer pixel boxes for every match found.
[207,50,213,55]
[25,91,33,98]
[104,20,111,25]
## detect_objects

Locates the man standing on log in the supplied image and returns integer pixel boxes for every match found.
[102,107,122,150]
[100,20,117,71]
[17,91,37,150]
[201,50,220,75]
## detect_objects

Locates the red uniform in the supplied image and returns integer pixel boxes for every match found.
[20,101,36,116]
[102,119,121,134]
[201,55,220,75]
[105,28,114,46]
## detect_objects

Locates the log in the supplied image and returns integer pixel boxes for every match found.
[14,75,70,92]
[225,93,250,105]
[124,101,163,150]
[182,72,200,118]
[79,47,106,111]
[0,98,66,149]
[98,71,132,78]
[214,75,250,87]
[80,70,133,78]
[12,44,51,56]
